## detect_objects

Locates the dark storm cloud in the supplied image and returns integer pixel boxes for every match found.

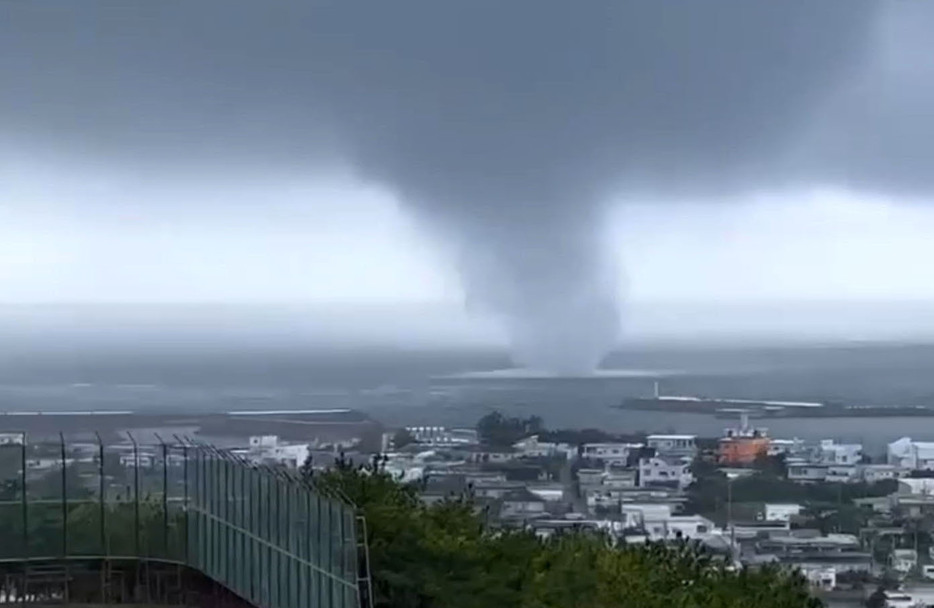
[796,2,934,197]
[2,0,929,371]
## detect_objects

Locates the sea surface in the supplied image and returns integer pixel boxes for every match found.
[5,339,934,454]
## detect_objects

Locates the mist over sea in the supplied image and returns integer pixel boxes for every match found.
[4,302,934,454]
[4,341,934,454]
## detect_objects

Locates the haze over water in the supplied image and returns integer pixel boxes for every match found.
[3,303,934,455]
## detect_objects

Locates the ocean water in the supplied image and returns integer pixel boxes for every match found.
[3,339,934,454]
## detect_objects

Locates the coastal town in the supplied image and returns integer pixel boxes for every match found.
[8,408,934,606]
[232,412,934,607]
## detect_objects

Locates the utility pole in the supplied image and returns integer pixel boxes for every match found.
[727,475,735,559]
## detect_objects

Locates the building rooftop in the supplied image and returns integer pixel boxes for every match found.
[501,488,548,504]
[647,434,696,440]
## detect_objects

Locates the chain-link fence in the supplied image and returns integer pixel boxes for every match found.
[0,434,361,608]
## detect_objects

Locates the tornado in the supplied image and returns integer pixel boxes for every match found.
[6,0,921,371]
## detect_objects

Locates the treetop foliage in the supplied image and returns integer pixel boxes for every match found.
[308,455,824,608]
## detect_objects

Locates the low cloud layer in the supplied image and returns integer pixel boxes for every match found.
[2,1,933,371]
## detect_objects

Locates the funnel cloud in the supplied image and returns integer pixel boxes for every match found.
[2,1,933,371]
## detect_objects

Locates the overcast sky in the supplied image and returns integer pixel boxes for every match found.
[2,167,931,305]
[2,1,934,358]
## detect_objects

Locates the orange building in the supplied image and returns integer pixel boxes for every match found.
[717,414,770,465]
[718,434,770,465]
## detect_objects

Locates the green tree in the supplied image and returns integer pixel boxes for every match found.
[307,457,825,608]
[476,411,544,448]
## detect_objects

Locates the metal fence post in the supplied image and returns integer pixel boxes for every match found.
[128,432,140,556]
[20,433,28,559]
[155,433,169,558]
[96,432,106,556]
[60,432,67,558]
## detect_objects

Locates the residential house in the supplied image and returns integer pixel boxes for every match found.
[530,518,618,540]
[462,446,518,464]
[824,465,860,483]
[888,437,934,471]
[513,436,575,460]
[249,435,279,449]
[499,488,547,520]
[245,435,311,468]
[804,568,837,592]
[767,438,807,458]
[890,478,934,518]
[604,468,638,489]
[460,470,508,485]
[581,442,642,466]
[646,434,697,459]
[526,482,565,503]
[473,481,529,499]
[622,503,673,528]
[585,487,627,511]
[787,463,828,483]
[382,458,426,483]
[641,515,716,541]
[861,464,903,483]
[390,427,479,449]
[576,468,606,486]
[729,520,791,541]
[754,534,871,576]
[0,433,24,446]
[891,548,918,574]
[587,486,686,515]
[818,440,863,466]
[764,503,803,522]
[577,467,636,489]
[420,475,469,505]
[638,455,693,490]
[118,452,154,468]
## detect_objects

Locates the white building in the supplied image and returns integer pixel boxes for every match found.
[787,463,828,483]
[406,426,479,446]
[818,440,863,466]
[585,487,625,511]
[897,478,934,496]
[0,433,24,446]
[880,590,921,608]
[581,443,642,466]
[638,456,693,490]
[641,514,716,541]
[577,468,605,485]
[860,464,903,483]
[825,465,860,483]
[527,483,564,503]
[246,435,310,468]
[888,437,934,471]
[803,567,836,592]
[604,469,638,489]
[249,435,279,449]
[119,453,154,468]
[646,434,697,459]
[767,438,807,458]
[513,436,576,460]
[891,548,918,574]
[499,489,547,519]
[382,454,426,483]
[267,444,310,468]
[621,503,673,528]
[764,503,803,522]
